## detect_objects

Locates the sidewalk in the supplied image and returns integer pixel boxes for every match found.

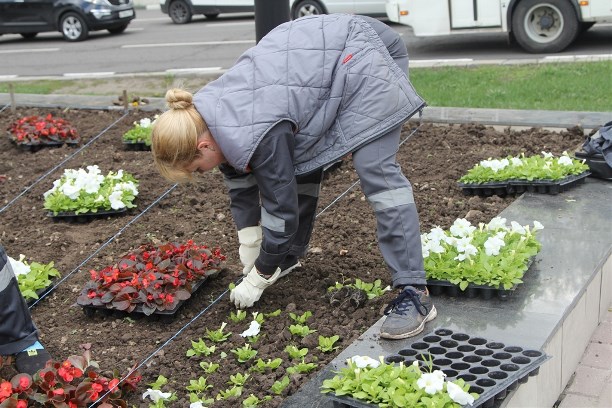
[1,93,611,407]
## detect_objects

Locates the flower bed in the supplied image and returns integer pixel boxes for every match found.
[43,165,139,216]
[77,240,226,316]
[122,116,157,150]
[7,114,79,148]
[422,217,542,295]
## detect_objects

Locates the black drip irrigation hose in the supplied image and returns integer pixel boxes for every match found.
[28,184,178,309]
[88,120,424,406]
[0,111,129,215]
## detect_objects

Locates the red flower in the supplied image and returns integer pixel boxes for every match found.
[18,376,30,390]
[88,382,104,401]
[0,381,13,399]
[16,400,27,408]
[108,378,119,392]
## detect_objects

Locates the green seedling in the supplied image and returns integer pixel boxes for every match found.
[270,376,290,395]
[188,394,214,406]
[185,377,213,393]
[285,345,308,360]
[230,310,247,323]
[229,282,236,290]
[288,324,317,337]
[246,334,261,344]
[216,385,243,400]
[252,312,265,325]
[250,358,283,373]
[231,344,258,363]
[205,322,231,343]
[289,310,312,324]
[186,339,216,357]
[264,309,282,318]
[228,372,250,387]
[145,375,177,408]
[317,335,340,353]
[199,361,220,374]
[242,394,272,407]
[352,278,391,299]
[286,360,318,374]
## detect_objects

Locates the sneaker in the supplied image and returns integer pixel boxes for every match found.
[279,256,301,278]
[380,286,437,340]
[15,347,52,376]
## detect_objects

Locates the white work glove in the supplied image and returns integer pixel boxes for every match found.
[238,226,262,276]
[230,266,281,309]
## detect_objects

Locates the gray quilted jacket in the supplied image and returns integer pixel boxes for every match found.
[194,14,425,175]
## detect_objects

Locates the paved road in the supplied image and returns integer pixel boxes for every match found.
[0,9,611,78]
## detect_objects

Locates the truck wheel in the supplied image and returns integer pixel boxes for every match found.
[169,0,192,24]
[511,0,579,53]
[292,0,326,20]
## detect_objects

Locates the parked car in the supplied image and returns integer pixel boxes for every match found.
[160,0,386,24]
[0,0,136,42]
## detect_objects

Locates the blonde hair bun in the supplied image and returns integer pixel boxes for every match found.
[166,88,194,110]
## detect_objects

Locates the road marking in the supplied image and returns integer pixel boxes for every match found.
[544,54,612,61]
[63,72,116,78]
[122,40,255,48]
[0,75,18,80]
[166,67,223,74]
[0,48,59,54]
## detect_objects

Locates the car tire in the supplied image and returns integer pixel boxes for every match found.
[511,0,579,53]
[292,0,326,20]
[204,13,219,20]
[60,12,89,42]
[108,24,128,34]
[21,32,38,40]
[168,0,193,24]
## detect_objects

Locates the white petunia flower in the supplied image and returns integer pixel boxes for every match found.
[350,355,380,369]
[427,227,447,242]
[240,320,261,337]
[139,117,152,128]
[541,151,554,158]
[450,218,476,238]
[486,216,507,231]
[8,255,30,277]
[510,157,523,166]
[533,221,544,231]
[510,221,526,235]
[190,402,205,408]
[142,389,172,402]
[484,235,505,256]
[109,190,126,210]
[416,372,445,395]
[61,182,80,200]
[446,381,475,405]
[558,156,573,166]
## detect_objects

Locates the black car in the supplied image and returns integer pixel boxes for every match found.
[0,0,135,42]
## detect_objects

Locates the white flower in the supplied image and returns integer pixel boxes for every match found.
[533,221,544,231]
[426,227,447,242]
[510,221,526,235]
[109,190,126,210]
[484,235,505,256]
[350,355,380,369]
[61,181,81,200]
[8,255,30,277]
[416,372,445,395]
[558,155,573,166]
[240,321,261,337]
[450,218,476,238]
[480,158,508,173]
[510,157,523,166]
[486,216,507,231]
[446,381,475,405]
[541,151,554,158]
[142,389,172,402]
[115,181,138,196]
[139,117,152,128]
[190,402,205,408]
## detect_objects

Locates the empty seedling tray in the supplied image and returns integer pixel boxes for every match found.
[458,171,590,196]
[380,328,549,408]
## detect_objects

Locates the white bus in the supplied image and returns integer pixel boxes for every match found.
[385,0,612,53]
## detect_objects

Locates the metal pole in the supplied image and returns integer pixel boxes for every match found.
[254,0,290,43]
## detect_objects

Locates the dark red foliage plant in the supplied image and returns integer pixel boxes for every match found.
[77,240,226,315]
[0,344,141,408]
[7,114,79,146]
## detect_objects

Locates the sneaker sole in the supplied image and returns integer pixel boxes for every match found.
[278,261,301,279]
[379,305,438,340]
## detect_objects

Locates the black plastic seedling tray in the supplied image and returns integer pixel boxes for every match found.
[80,278,208,321]
[328,327,548,408]
[426,258,535,300]
[12,140,79,152]
[458,171,590,196]
[123,141,151,151]
[574,152,612,180]
[47,208,128,223]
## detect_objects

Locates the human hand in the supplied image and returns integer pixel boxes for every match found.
[238,226,262,276]
[229,266,281,308]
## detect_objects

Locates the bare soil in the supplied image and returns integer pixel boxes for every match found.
[0,106,587,406]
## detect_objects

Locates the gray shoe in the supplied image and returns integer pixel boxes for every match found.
[380,286,437,340]
[279,256,301,278]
